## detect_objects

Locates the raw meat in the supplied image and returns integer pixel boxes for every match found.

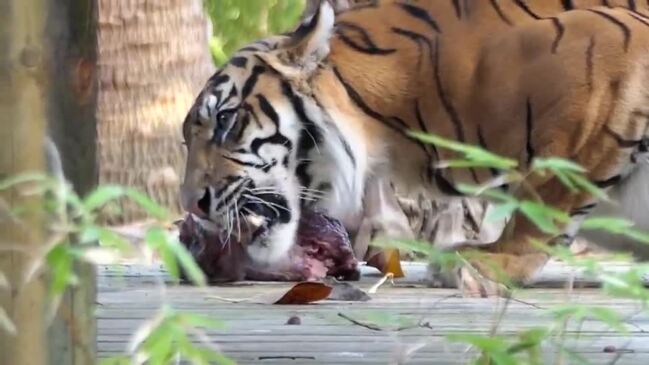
[178,208,360,283]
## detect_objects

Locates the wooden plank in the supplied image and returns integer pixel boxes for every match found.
[95,354,648,365]
[95,260,649,291]
[94,262,649,364]
[0,1,48,364]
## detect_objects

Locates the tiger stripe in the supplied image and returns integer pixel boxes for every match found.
[241,65,265,100]
[525,98,535,167]
[561,0,575,11]
[548,17,565,53]
[451,0,462,19]
[585,36,596,92]
[433,40,465,144]
[513,0,541,19]
[476,126,502,181]
[586,8,631,51]
[336,22,397,55]
[392,27,429,69]
[332,67,408,133]
[490,0,513,25]
[398,3,441,33]
[180,0,649,288]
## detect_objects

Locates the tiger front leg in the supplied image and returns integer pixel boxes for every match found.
[426,222,552,298]
[428,180,593,297]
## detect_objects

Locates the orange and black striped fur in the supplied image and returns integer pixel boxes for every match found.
[181,0,649,293]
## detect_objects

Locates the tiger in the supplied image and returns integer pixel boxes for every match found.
[180,0,649,295]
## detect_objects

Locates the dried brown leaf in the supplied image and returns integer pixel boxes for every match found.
[367,249,404,278]
[274,282,332,305]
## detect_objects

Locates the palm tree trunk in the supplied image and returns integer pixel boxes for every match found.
[97,0,215,224]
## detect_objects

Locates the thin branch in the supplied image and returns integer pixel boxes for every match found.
[337,312,384,331]
[337,312,434,332]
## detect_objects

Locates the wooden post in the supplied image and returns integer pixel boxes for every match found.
[46,1,98,364]
[0,0,49,364]
[1,0,98,364]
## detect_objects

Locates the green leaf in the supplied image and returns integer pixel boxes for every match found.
[582,217,649,244]
[581,217,634,231]
[133,307,230,365]
[0,306,16,336]
[144,227,206,285]
[408,131,518,170]
[519,201,569,234]
[0,270,8,290]
[205,0,304,66]
[98,357,130,365]
[82,185,126,212]
[568,172,608,200]
[553,170,579,193]
[447,334,519,365]
[46,243,77,296]
[549,305,628,333]
[96,227,132,252]
[125,188,168,220]
[456,184,517,202]
[371,237,460,267]
[600,270,649,303]
[0,172,51,191]
[145,228,180,281]
[167,239,206,285]
[143,325,176,364]
[531,158,586,173]
[486,202,518,223]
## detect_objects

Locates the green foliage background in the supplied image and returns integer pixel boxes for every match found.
[204,0,306,66]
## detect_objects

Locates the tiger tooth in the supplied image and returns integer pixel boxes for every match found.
[246,213,265,227]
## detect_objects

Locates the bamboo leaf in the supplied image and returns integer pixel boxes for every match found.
[82,185,126,212]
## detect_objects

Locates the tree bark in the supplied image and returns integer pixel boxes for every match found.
[45,1,98,363]
[97,0,215,224]
[1,1,99,363]
[0,1,49,364]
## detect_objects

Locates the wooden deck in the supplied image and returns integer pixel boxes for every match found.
[97,261,649,364]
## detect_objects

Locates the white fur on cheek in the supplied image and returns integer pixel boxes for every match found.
[199,94,217,121]
[309,105,369,225]
[244,100,302,265]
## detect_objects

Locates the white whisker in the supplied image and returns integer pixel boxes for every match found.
[234,199,242,240]
[299,191,326,199]
[302,126,321,155]
[241,194,284,218]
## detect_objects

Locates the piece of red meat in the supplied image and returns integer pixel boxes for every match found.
[178,208,360,283]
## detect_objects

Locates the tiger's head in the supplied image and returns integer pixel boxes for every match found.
[180,1,355,264]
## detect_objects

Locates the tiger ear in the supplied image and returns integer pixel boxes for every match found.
[257,0,335,76]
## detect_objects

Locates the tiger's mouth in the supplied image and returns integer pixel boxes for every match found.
[192,188,290,248]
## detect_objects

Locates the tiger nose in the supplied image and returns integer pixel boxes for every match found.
[181,188,211,218]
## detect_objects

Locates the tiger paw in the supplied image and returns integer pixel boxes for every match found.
[425,258,511,298]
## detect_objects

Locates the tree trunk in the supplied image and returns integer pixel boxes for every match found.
[45,0,98,363]
[0,1,48,362]
[97,0,215,224]
[1,1,99,363]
